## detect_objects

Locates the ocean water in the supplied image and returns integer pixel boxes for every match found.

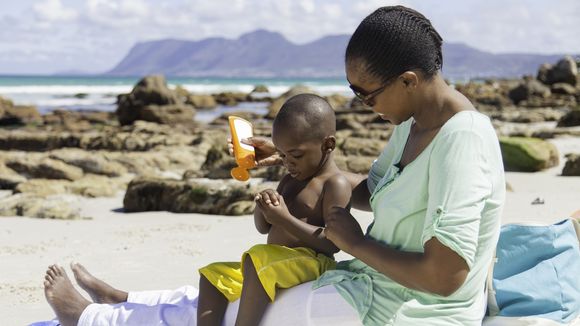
[0,75,351,122]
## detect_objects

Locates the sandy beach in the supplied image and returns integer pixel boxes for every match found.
[1,136,579,325]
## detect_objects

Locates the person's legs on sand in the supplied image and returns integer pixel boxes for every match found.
[71,262,128,304]
[44,264,91,326]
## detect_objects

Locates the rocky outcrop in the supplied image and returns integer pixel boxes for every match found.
[213,92,249,106]
[186,94,218,109]
[123,177,276,215]
[6,158,83,180]
[556,109,580,127]
[0,96,42,126]
[500,137,559,172]
[508,79,551,105]
[49,148,128,177]
[0,194,80,219]
[537,56,578,86]
[0,164,26,189]
[562,154,580,176]
[43,110,115,132]
[116,75,195,126]
[267,85,316,118]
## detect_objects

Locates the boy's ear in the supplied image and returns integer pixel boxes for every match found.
[323,136,336,152]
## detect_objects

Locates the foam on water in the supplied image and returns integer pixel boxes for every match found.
[0,75,351,120]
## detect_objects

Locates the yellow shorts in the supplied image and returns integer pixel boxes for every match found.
[199,244,336,302]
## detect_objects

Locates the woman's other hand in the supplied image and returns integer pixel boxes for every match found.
[324,206,365,253]
[227,136,282,167]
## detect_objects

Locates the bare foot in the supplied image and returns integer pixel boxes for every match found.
[44,264,91,326]
[71,262,128,304]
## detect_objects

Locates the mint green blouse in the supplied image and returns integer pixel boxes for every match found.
[314,111,505,325]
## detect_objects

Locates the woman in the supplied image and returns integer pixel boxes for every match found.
[236,5,505,325]
[43,5,504,326]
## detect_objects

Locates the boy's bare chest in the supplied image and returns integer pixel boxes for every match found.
[280,180,325,225]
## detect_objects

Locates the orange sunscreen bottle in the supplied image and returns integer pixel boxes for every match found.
[228,116,256,181]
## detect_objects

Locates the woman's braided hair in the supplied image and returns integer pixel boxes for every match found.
[346,5,443,84]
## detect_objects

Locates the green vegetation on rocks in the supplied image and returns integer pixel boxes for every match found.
[500,137,559,172]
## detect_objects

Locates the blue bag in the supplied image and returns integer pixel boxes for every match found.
[487,219,580,323]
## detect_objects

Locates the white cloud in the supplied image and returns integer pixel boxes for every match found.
[1,0,580,74]
[86,0,150,27]
[33,0,78,22]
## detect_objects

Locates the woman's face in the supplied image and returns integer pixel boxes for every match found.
[346,62,412,125]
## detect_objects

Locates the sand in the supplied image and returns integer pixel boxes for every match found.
[1,136,579,325]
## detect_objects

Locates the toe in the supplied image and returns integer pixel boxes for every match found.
[53,264,64,276]
[43,280,51,289]
[48,268,57,279]
[45,274,53,282]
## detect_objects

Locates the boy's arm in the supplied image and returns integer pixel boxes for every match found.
[269,175,352,256]
[254,205,271,234]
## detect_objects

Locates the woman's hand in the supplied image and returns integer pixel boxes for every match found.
[228,136,282,167]
[254,189,291,225]
[323,206,365,253]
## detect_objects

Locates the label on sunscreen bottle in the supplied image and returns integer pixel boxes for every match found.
[228,116,256,181]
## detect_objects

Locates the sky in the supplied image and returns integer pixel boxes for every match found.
[0,0,579,75]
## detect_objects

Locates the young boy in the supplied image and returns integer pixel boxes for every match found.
[197,93,352,325]
[43,94,351,326]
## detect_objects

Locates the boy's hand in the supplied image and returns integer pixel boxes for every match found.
[228,136,282,167]
[323,206,365,254]
[254,190,290,225]
[254,189,280,206]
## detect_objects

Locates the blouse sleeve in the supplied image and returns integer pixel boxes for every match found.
[421,129,492,269]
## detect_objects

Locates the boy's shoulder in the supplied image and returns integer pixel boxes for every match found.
[322,172,351,192]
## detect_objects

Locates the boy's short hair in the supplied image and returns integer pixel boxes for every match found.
[273,94,336,142]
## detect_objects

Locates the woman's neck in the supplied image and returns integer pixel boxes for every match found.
[411,75,470,132]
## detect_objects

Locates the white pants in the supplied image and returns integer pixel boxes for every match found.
[77,281,361,326]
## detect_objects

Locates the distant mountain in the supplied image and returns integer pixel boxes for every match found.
[106,29,575,79]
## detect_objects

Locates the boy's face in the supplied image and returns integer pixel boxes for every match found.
[272,126,328,181]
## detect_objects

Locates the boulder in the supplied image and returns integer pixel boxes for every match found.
[186,94,218,109]
[508,79,551,104]
[0,194,80,219]
[67,174,122,197]
[7,158,83,180]
[140,104,195,125]
[537,56,578,86]
[0,104,42,126]
[267,85,317,118]
[551,83,577,95]
[251,85,269,93]
[200,145,237,179]
[335,155,375,174]
[49,149,128,177]
[213,92,249,106]
[325,94,350,110]
[252,165,287,182]
[43,110,115,131]
[0,164,26,189]
[123,177,257,215]
[499,137,559,172]
[14,179,70,196]
[339,137,386,157]
[455,81,512,108]
[562,154,580,176]
[556,109,580,127]
[116,75,187,125]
